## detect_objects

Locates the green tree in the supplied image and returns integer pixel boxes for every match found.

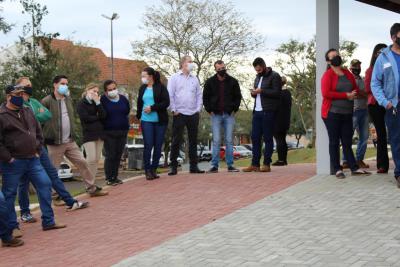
[275,37,358,147]
[132,0,263,84]
[0,0,12,33]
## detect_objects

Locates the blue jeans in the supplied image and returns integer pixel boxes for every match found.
[343,109,369,162]
[1,157,54,229]
[211,113,235,168]
[251,111,276,167]
[141,121,167,170]
[385,103,400,177]
[18,147,75,215]
[0,191,12,242]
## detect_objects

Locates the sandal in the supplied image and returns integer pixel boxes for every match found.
[352,169,371,176]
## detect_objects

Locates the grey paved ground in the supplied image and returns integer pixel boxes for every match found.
[115,173,400,267]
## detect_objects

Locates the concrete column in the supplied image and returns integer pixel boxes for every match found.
[316,0,339,174]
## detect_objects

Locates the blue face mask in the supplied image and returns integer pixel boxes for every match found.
[57,84,69,96]
[10,95,23,108]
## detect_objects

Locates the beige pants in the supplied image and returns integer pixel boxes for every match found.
[82,140,104,179]
[47,141,96,193]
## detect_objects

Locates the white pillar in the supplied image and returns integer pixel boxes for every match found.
[316,0,339,174]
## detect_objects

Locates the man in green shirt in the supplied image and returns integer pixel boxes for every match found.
[16,77,88,227]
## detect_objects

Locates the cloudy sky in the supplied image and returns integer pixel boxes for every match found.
[0,0,399,70]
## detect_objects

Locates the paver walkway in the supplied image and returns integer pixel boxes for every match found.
[116,170,400,267]
[0,164,315,267]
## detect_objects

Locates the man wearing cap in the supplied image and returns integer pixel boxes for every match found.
[342,59,370,169]
[16,77,89,225]
[0,85,66,237]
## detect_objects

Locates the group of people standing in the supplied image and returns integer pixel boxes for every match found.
[321,23,400,185]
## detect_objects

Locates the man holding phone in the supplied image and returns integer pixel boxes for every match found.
[243,57,282,173]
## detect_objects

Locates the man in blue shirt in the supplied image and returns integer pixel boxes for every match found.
[371,23,400,188]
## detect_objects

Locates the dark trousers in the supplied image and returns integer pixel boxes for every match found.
[323,112,358,173]
[104,131,127,181]
[251,111,276,166]
[170,113,199,168]
[141,121,167,171]
[369,104,389,171]
[274,131,288,163]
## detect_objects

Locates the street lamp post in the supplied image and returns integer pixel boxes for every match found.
[102,13,119,80]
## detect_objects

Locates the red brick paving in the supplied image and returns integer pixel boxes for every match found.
[0,164,315,267]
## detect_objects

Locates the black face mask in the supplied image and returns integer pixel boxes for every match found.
[330,55,343,67]
[217,69,227,77]
[351,68,361,76]
[395,37,400,47]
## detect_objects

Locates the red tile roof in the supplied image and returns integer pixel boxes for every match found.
[49,39,147,87]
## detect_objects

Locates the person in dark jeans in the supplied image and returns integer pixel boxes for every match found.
[371,23,400,188]
[203,60,242,173]
[0,85,66,238]
[101,80,130,186]
[365,43,389,174]
[321,49,370,179]
[243,57,282,173]
[167,55,204,175]
[272,76,292,166]
[0,191,24,247]
[17,77,88,224]
[136,67,170,180]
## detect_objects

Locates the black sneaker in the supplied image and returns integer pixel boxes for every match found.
[106,179,118,186]
[114,178,124,184]
[227,166,240,172]
[271,160,287,166]
[168,166,178,176]
[207,166,218,173]
[190,167,205,174]
[151,169,160,179]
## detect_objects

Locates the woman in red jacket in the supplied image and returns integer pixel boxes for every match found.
[321,48,371,178]
[365,43,389,174]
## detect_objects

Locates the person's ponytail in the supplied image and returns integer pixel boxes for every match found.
[154,71,161,84]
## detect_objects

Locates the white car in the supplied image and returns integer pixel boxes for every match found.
[159,152,184,167]
[234,145,253,158]
[58,162,74,181]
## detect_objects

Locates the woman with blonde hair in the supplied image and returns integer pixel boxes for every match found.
[77,83,107,180]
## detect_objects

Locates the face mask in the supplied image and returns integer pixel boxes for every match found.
[217,69,227,77]
[395,37,400,47]
[108,89,119,99]
[351,68,361,76]
[10,95,23,108]
[141,77,149,84]
[57,84,69,96]
[187,63,195,72]
[23,86,33,95]
[330,55,342,67]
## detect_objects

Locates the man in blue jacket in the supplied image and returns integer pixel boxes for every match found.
[371,23,400,188]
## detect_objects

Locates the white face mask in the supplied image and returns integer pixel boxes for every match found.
[141,77,149,84]
[187,62,195,72]
[108,89,119,99]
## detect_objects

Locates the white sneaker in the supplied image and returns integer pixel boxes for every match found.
[66,201,89,212]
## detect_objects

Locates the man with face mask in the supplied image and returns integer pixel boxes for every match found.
[372,23,400,188]
[243,57,282,173]
[0,85,66,236]
[203,60,242,173]
[167,55,204,175]
[342,59,370,169]
[100,80,130,185]
[42,75,108,197]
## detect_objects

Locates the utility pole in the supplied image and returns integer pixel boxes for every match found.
[101,13,119,80]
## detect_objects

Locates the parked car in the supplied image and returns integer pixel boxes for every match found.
[219,146,241,160]
[58,162,74,181]
[197,145,212,161]
[233,145,253,158]
[242,144,252,151]
[158,151,184,167]
[287,141,304,150]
